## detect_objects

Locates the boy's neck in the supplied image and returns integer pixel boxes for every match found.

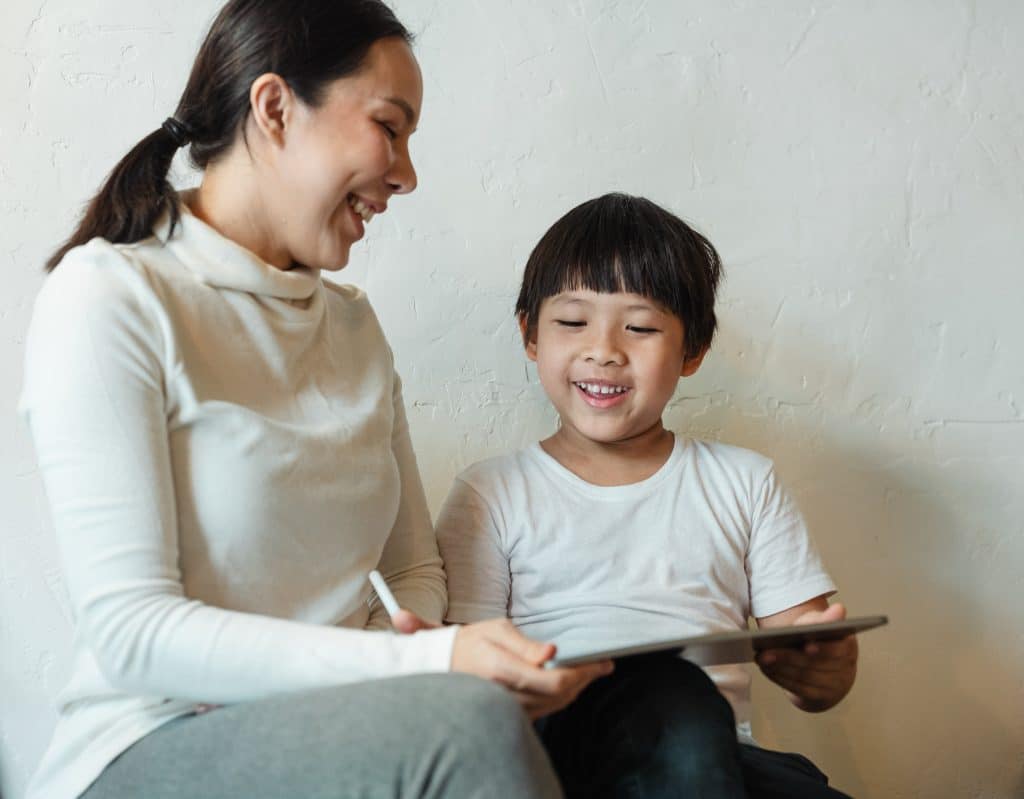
[540,423,676,487]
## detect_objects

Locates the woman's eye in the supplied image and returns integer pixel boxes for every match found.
[555,320,585,328]
[378,121,398,140]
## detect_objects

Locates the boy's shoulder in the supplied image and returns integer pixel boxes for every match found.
[454,445,542,495]
[454,437,778,498]
[684,436,775,471]
[681,435,779,492]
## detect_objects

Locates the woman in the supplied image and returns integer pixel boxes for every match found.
[21,2,609,797]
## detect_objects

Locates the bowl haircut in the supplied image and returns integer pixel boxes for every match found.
[515,193,722,360]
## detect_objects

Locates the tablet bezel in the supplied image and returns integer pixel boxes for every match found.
[546,615,888,668]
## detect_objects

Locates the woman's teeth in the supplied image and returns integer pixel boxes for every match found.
[348,195,375,223]
[575,382,629,395]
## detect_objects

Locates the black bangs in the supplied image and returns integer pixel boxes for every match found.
[515,193,722,360]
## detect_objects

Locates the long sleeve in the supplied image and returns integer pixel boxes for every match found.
[21,245,456,707]
[365,372,448,629]
[435,476,512,624]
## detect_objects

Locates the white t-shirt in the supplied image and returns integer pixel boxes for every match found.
[20,200,457,799]
[436,436,835,733]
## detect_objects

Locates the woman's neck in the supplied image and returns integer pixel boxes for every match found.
[191,155,291,270]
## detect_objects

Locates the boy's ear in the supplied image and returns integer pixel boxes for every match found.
[680,347,708,377]
[518,315,538,362]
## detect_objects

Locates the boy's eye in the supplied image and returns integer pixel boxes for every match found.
[627,325,660,334]
[555,319,586,328]
[377,121,398,140]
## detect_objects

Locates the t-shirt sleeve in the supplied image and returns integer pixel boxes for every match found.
[435,475,512,624]
[745,463,836,619]
[367,371,448,628]
[20,244,455,705]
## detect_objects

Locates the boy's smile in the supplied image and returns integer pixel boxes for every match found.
[573,379,631,408]
[523,290,706,456]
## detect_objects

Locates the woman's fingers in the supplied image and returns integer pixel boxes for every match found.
[508,664,612,719]
[481,618,556,666]
[390,609,438,634]
[451,619,612,716]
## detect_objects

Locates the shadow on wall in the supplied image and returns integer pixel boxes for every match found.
[664,321,1020,798]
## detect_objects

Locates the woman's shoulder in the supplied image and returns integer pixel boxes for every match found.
[42,236,165,304]
[321,280,373,315]
[30,237,169,352]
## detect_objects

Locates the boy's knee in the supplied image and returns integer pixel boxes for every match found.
[621,655,733,720]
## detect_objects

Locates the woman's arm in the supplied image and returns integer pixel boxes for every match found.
[366,373,447,630]
[22,248,455,704]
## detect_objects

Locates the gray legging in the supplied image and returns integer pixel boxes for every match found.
[82,674,562,798]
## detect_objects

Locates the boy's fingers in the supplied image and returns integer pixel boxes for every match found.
[798,602,847,626]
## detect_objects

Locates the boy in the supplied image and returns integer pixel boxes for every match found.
[436,193,858,798]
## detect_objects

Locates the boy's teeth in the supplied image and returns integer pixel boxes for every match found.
[577,382,627,395]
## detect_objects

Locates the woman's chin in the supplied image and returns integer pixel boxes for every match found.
[302,243,352,272]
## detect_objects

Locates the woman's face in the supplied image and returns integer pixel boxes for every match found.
[268,37,422,271]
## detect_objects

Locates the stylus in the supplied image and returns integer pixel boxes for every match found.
[368,570,402,617]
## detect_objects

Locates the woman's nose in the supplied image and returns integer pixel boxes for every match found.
[387,147,418,195]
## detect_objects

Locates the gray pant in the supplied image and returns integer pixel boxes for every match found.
[82,674,562,799]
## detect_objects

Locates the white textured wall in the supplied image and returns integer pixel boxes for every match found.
[2,1,1022,797]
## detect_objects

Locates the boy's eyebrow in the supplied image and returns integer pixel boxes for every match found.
[548,296,589,307]
[550,295,663,314]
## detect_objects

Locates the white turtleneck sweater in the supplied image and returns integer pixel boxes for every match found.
[20,202,458,799]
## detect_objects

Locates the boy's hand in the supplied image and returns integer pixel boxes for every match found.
[756,602,858,713]
[451,618,613,719]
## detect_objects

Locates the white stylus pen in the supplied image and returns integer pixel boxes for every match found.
[368,570,401,617]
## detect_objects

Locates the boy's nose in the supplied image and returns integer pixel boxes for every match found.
[583,335,625,366]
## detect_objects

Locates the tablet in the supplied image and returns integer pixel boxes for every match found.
[546,615,888,668]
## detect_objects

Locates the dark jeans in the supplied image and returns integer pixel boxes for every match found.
[535,653,852,799]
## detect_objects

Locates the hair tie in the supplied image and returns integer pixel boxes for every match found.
[161,117,192,148]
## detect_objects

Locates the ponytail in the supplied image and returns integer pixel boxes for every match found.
[44,0,412,273]
[45,124,184,272]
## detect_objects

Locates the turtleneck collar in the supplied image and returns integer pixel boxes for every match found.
[153,190,322,302]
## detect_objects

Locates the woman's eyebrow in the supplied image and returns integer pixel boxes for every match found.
[384,96,416,125]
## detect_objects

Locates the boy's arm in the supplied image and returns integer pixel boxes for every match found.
[435,477,512,623]
[755,598,859,713]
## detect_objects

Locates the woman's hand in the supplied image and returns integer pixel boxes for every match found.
[392,611,611,718]
[755,602,858,712]
[452,618,613,719]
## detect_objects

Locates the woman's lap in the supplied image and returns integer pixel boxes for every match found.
[82,673,561,799]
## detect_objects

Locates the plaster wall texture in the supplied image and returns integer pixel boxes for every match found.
[2,1,1022,797]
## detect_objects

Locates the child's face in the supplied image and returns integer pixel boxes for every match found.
[524,290,706,447]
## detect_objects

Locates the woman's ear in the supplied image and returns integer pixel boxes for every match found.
[680,347,708,377]
[518,315,538,362]
[248,73,293,148]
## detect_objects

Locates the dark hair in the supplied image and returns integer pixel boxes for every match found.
[46,0,412,272]
[515,193,723,360]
